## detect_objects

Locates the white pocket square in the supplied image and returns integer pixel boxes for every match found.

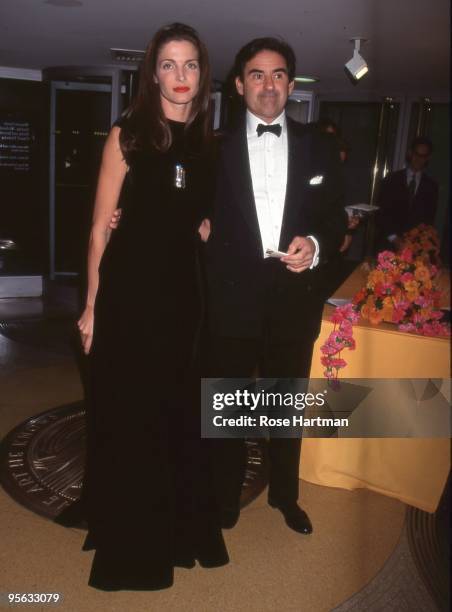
[309,175,324,185]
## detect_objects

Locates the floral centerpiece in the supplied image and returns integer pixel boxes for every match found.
[321,225,450,380]
[400,223,441,266]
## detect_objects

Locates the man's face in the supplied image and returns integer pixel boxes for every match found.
[235,50,294,123]
[408,144,431,172]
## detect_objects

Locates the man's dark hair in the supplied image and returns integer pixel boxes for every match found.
[233,37,296,81]
[409,136,433,153]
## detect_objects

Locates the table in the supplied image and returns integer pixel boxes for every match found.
[301,264,450,512]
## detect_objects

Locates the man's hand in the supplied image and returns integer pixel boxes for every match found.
[339,234,353,253]
[109,208,122,230]
[198,218,211,242]
[348,215,360,230]
[280,236,315,273]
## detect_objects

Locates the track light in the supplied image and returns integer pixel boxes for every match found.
[345,37,369,81]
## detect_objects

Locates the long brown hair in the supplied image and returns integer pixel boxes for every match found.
[120,23,212,156]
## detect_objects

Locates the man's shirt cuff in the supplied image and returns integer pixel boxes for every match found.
[307,235,319,268]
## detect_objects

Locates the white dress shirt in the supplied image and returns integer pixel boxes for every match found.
[246,110,319,267]
[406,167,421,194]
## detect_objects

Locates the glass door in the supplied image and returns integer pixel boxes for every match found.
[49,82,111,279]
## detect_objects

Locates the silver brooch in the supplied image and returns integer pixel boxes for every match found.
[174,163,186,189]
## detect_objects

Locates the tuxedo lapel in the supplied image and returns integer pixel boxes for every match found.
[279,118,310,250]
[223,118,261,239]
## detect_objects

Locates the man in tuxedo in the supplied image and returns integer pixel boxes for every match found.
[376,137,438,250]
[205,38,347,534]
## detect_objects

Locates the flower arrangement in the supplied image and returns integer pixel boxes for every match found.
[320,225,449,380]
[354,248,448,335]
[400,223,441,266]
[320,303,359,380]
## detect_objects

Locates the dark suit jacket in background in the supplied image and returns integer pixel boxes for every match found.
[376,168,438,246]
[205,115,347,343]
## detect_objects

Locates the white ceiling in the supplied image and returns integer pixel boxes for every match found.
[1,0,450,95]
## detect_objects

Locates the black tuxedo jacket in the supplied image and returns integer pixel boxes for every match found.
[376,168,438,243]
[205,116,347,340]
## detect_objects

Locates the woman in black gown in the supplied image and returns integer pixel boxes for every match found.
[58,23,228,590]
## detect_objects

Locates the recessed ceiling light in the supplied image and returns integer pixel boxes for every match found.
[45,0,83,7]
[294,76,319,83]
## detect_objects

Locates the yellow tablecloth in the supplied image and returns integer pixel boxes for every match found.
[301,265,450,512]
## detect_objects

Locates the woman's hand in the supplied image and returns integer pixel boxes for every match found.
[78,306,94,355]
[109,208,122,230]
[198,218,211,242]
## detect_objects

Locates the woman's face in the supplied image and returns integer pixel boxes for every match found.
[154,39,200,113]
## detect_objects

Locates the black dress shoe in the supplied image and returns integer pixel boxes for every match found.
[269,501,313,535]
[220,506,240,529]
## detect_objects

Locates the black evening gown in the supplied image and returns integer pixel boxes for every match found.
[56,119,229,590]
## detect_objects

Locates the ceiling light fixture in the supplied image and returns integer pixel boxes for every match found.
[110,48,145,63]
[294,76,319,83]
[45,0,83,7]
[345,37,369,81]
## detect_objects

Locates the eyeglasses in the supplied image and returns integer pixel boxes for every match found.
[412,150,430,158]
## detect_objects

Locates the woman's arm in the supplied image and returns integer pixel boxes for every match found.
[78,126,127,354]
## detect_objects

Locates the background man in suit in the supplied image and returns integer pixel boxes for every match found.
[376,137,438,250]
[205,38,347,535]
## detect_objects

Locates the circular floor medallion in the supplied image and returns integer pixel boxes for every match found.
[0,319,76,355]
[0,402,268,521]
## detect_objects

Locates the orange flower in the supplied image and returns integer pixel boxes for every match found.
[353,288,367,304]
[367,270,385,288]
[406,290,419,302]
[415,265,430,282]
[382,301,394,322]
[361,303,370,319]
[403,279,419,293]
[369,307,384,325]
[393,288,403,302]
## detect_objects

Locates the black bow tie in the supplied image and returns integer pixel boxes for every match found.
[256,123,282,137]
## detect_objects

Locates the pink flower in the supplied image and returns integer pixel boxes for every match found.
[329,358,347,369]
[331,310,346,324]
[400,272,414,283]
[400,248,413,263]
[377,251,396,270]
[320,342,339,356]
[381,282,394,295]
[414,295,431,307]
[420,321,449,337]
[398,322,416,333]
[412,313,427,325]
[420,322,436,336]
[346,336,356,350]
[340,303,360,323]
[393,299,410,311]
[392,307,406,323]
[339,319,353,335]
[430,310,444,320]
